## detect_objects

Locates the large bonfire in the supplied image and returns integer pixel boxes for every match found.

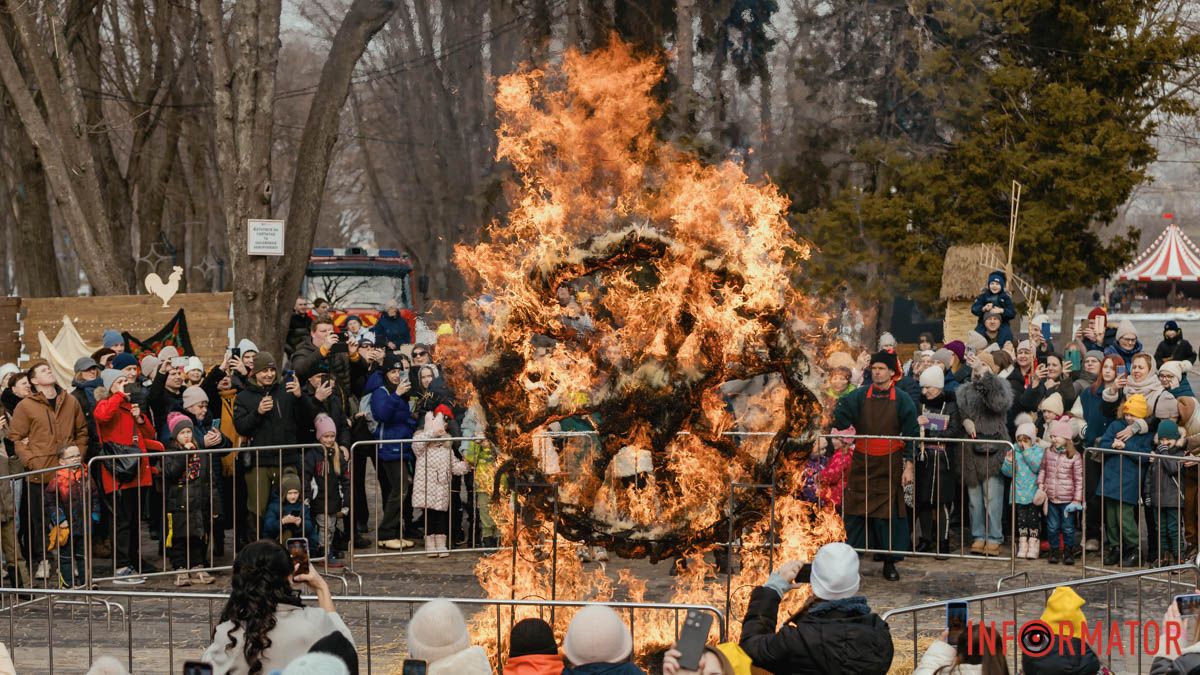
[444,39,847,665]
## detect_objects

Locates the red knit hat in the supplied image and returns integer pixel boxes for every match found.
[434,403,454,419]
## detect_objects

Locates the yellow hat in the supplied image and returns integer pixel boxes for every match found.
[1041,586,1087,639]
[1121,393,1150,420]
[715,642,755,675]
[437,323,454,336]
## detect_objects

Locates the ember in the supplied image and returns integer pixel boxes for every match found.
[452,38,847,659]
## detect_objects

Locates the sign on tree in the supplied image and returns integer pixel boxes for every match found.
[247,219,285,256]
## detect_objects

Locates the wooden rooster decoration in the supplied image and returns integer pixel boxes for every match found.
[144,266,184,308]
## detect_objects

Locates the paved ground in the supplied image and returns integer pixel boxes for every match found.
[1,542,1191,674]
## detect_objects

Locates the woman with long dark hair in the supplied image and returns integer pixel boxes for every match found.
[202,540,352,674]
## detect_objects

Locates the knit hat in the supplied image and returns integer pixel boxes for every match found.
[1041,586,1087,639]
[918,366,944,390]
[987,270,1006,290]
[1159,419,1182,441]
[73,357,100,374]
[1084,350,1105,364]
[140,355,160,377]
[976,351,997,374]
[877,332,897,350]
[869,350,900,376]
[236,338,259,355]
[345,314,361,325]
[182,386,208,409]
[100,369,123,391]
[383,352,406,372]
[101,330,123,349]
[810,542,861,600]
[1087,306,1108,322]
[167,412,193,440]
[307,631,359,674]
[509,618,559,659]
[931,349,955,371]
[1049,418,1074,440]
[434,403,454,420]
[280,470,303,496]
[1017,340,1033,354]
[408,599,472,664]
[157,346,180,361]
[280,653,350,675]
[1039,393,1064,416]
[563,605,632,665]
[826,351,856,371]
[359,331,376,346]
[1158,393,1180,421]
[85,656,130,675]
[1161,360,1193,383]
[1015,422,1038,442]
[1116,319,1138,341]
[1166,320,1182,333]
[1122,394,1150,419]
[112,353,138,371]
[186,357,203,373]
[943,341,966,362]
[314,413,337,440]
[251,351,277,376]
[965,331,988,353]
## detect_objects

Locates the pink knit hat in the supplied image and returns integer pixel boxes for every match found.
[314,413,337,440]
[1049,418,1073,441]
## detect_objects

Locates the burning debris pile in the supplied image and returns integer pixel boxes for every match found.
[449,39,847,658]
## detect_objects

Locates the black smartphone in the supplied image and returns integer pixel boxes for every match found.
[287,537,310,579]
[794,563,813,584]
[402,659,427,675]
[183,661,213,675]
[284,369,296,381]
[230,347,241,358]
[674,609,714,671]
[1176,594,1200,617]
[947,601,968,641]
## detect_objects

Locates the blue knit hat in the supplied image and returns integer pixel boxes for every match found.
[101,330,123,349]
[1165,320,1181,333]
[1159,419,1182,440]
[112,353,138,371]
[987,270,1006,290]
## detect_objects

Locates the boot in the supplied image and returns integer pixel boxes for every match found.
[1016,537,1029,559]
[1062,547,1075,566]
[437,535,450,558]
[425,536,438,558]
[1048,547,1061,565]
[1026,538,1040,560]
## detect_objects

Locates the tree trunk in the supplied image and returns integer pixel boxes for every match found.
[1059,289,1078,346]
[6,134,62,298]
[674,0,695,131]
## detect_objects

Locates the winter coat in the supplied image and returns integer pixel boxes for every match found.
[916,394,961,507]
[1020,378,1078,419]
[299,383,352,450]
[203,603,353,675]
[0,456,21,522]
[262,492,319,546]
[504,654,565,675]
[1144,440,1187,509]
[411,421,470,512]
[739,588,892,675]
[286,312,312,357]
[71,377,103,457]
[1156,330,1197,365]
[971,289,1017,323]
[162,441,212,539]
[1076,384,1114,449]
[1097,419,1153,504]
[428,645,494,675]
[44,466,97,528]
[92,390,163,492]
[1002,441,1045,505]
[973,322,1015,350]
[561,664,645,675]
[8,388,88,483]
[147,370,183,436]
[1105,339,1144,371]
[1039,446,1084,504]
[955,372,1014,488]
[913,641,980,675]
[311,443,351,516]
[291,338,354,395]
[896,376,921,408]
[375,311,412,347]
[369,384,418,461]
[233,380,310,468]
[1022,636,1102,675]
[1151,640,1200,675]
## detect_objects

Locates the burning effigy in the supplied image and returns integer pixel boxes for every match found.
[446,38,848,661]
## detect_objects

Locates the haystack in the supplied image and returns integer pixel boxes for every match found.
[939,244,1029,343]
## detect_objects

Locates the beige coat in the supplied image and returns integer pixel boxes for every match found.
[202,604,352,674]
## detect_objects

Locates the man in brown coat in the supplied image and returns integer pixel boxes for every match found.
[7,359,88,579]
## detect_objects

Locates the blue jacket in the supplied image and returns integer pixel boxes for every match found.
[374,313,412,347]
[1002,441,1045,505]
[1104,340,1143,371]
[262,493,319,547]
[1097,420,1152,504]
[971,290,1017,324]
[369,383,417,461]
[1077,386,1113,449]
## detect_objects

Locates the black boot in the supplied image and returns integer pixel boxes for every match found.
[1062,548,1075,566]
[1103,548,1120,566]
[882,560,900,581]
[1047,548,1061,565]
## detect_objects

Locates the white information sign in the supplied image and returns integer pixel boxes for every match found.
[247,219,285,256]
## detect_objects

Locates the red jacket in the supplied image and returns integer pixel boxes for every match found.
[503,654,564,675]
[93,391,163,493]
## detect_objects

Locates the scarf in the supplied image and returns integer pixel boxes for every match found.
[73,378,103,404]
[1125,371,1163,399]
[219,389,241,446]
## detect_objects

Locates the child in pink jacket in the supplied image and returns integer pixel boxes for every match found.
[1038,418,1084,565]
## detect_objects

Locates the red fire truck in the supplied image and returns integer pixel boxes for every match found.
[302,247,419,337]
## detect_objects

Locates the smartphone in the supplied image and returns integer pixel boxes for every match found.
[287,537,310,579]
[947,601,968,640]
[1117,364,1127,376]
[1041,322,1052,342]
[794,563,813,584]
[1176,594,1200,617]
[674,609,715,671]
[1094,316,1106,336]
[402,659,428,675]
[284,369,296,381]
[1067,350,1082,373]
[211,419,221,432]
[182,661,213,675]
[230,347,241,358]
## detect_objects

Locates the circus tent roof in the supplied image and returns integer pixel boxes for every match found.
[1116,223,1200,283]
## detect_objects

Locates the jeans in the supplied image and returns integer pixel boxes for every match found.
[968,475,1005,544]
[1046,502,1076,550]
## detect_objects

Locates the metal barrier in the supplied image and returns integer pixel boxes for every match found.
[0,463,86,592]
[0,586,725,674]
[882,562,1200,674]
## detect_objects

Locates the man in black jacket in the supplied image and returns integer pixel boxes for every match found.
[740,543,893,674]
[233,352,311,539]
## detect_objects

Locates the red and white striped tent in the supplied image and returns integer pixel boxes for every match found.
[1117,223,1200,282]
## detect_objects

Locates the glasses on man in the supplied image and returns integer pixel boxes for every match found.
[413,351,428,357]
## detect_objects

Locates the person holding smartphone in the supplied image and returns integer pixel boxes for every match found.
[1104,320,1143,373]
[202,540,351,674]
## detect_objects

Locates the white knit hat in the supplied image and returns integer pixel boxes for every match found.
[918,365,945,390]
[878,332,897,350]
[281,653,350,675]
[1161,360,1193,383]
[1116,319,1138,341]
[236,338,259,355]
[810,542,861,600]
[965,331,988,353]
[407,599,471,665]
[186,356,204,373]
[563,605,633,666]
[1015,422,1038,442]
[1039,393,1064,416]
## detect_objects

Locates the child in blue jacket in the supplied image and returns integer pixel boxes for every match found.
[1002,422,1045,560]
[1097,393,1154,567]
[262,469,320,553]
[971,270,1016,347]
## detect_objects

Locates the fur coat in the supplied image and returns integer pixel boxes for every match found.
[955,371,1014,487]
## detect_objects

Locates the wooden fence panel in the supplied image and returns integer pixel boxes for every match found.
[0,298,20,364]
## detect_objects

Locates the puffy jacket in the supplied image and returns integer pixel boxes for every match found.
[369,385,417,461]
[1022,636,1102,675]
[162,442,212,539]
[1097,420,1152,504]
[1002,441,1045,505]
[262,491,318,546]
[374,312,412,347]
[1039,447,1084,504]
[739,587,893,675]
[1144,441,1187,509]
[412,423,470,511]
[504,654,564,675]
[1076,385,1113,449]
[233,380,310,468]
[913,641,980,675]
[93,390,163,492]
[7,388,88,483]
